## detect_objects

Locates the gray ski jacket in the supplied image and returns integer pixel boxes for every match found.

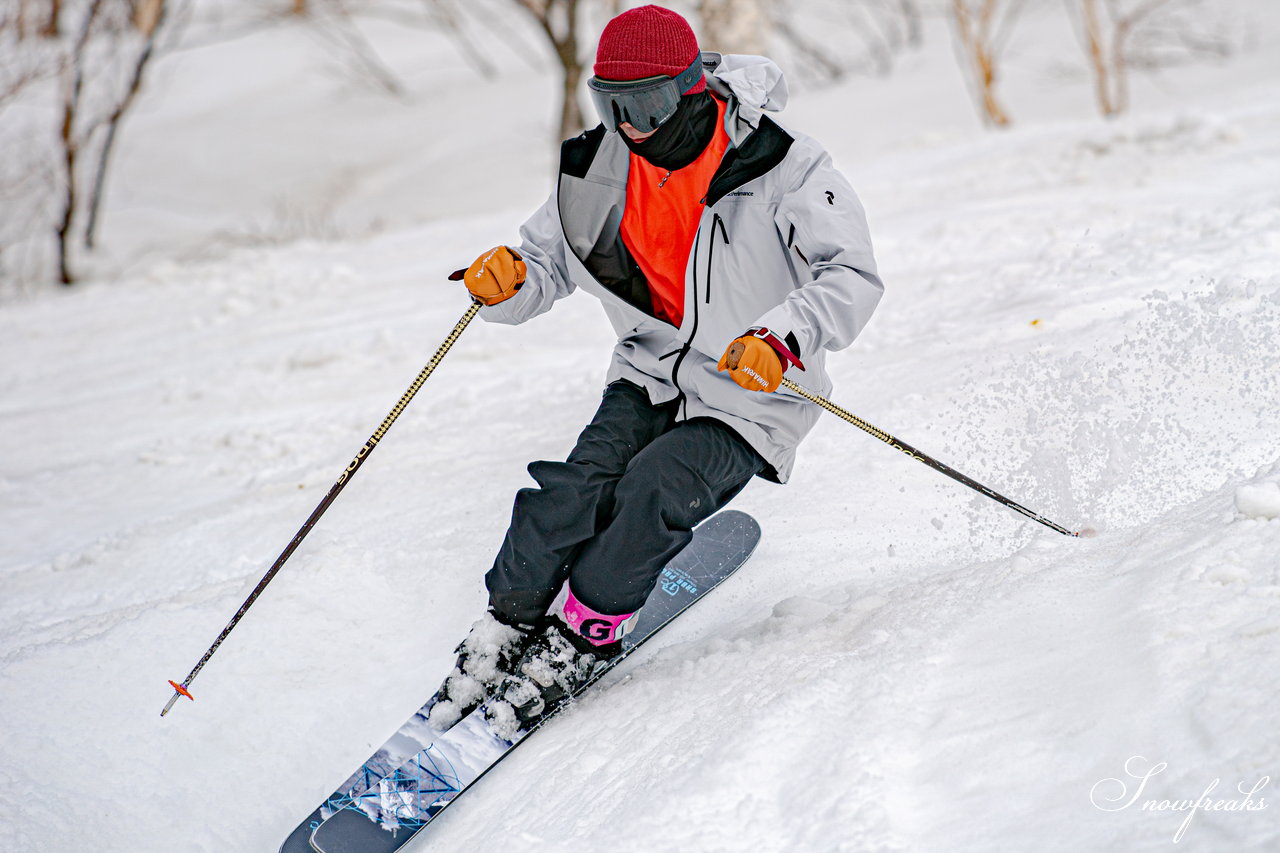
[481,53,883,482]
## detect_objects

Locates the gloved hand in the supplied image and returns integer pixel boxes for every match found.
[452,246,526,306]
[717,328,804,393]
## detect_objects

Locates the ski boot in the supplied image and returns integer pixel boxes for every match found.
[484,591,636,740]
[428,610,540,731]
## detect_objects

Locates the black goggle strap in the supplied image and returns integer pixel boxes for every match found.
[590,54,704,96]
[668,54,706,95]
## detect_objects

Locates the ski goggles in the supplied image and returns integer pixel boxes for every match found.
[587,55,705,134]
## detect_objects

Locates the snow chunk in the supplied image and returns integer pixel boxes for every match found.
[1203,564,1251,585]
[771,596,832,621]
[1235,482,1280,520]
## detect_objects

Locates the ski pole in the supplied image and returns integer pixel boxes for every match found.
[161,301,483,717]
[778,376,1091,538]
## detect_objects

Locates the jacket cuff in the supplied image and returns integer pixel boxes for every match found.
[478,276,536,324]
[751,303,812,366]
[747,326,805,372]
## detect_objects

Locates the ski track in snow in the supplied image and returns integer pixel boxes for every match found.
[3,7,1280,853]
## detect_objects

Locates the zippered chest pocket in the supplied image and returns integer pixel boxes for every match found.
[784,217,809,265]
[704,212,730,305]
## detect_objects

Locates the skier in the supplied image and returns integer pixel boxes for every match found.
[430,4,883,735]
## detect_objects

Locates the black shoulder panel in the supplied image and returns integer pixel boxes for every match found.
[705,116,794,206]
[560,125,608,179]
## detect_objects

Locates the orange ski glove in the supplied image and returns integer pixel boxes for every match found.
[717,328,805,393]
[454,246,526,306]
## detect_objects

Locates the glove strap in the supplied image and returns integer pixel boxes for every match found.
[749,327,805,372]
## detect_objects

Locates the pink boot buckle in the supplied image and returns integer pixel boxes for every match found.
[562,589,638,646]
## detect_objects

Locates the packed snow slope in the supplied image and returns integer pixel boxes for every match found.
[3,4,1279,852]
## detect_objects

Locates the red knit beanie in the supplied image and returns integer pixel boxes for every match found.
[594,5,706,94]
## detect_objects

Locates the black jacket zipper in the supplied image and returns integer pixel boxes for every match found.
[706,213,729,304]
[669,227,703,419]
[786,222,809,265]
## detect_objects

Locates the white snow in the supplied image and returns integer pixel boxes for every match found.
[3,3,1280,852]
[1236,481,1280,520]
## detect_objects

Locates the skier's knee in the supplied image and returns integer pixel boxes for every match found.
[616,460,711,529]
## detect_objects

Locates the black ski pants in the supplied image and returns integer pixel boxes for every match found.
[486,380,765,623]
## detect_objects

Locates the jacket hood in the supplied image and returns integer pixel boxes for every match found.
[707,53,788,112]
[701,52,787,147]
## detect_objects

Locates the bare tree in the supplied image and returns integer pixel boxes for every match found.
[846,0,922,75]
[2,2,60,97]
[52,0,176,283]
[85,0,171,248]
[949,0,1025,126]
[41,0,61,36]
[699,0,770,54]
[302,1,406,96]
[511,0,586,141]
[769,0,925,85]
[1,2,59,288]
[54,0,104,284]
[131,0,163,33]
[900,0,922,48]
[419,0,497,79]
[1067,0,1196,117]
[771,11,846,81]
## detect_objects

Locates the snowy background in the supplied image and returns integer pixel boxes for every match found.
[2,1,1279,851]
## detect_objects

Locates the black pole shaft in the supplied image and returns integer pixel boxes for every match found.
[779,377,1079,537]
[162,302,482,716]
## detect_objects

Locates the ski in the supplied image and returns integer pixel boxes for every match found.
[279,509,760,853]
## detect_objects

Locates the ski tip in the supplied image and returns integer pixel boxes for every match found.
[1077,526,1098,539]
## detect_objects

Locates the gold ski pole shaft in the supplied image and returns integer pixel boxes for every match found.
[162,301,483,717]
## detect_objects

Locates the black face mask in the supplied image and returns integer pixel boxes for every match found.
[620,92,718,172]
